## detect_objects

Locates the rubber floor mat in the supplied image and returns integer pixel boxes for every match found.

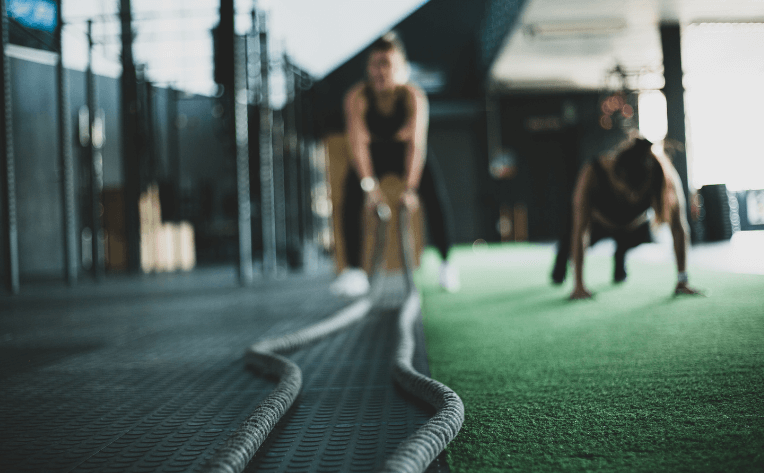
[0,270,448,472]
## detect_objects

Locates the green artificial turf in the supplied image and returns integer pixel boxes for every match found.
[416,244,764,472]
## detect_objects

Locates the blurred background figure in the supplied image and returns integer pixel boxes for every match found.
[4,0,764,294]
[552,137,702,299]
[331,31,459,297]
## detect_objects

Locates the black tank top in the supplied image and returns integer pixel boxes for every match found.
[590,159,654,226]
[364,84,408,176]
[365,84,408,140]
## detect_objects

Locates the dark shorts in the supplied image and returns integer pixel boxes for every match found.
[590,219,653,249]
[369,142,406,177]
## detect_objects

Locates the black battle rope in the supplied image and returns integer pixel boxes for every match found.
[201,204,464,473]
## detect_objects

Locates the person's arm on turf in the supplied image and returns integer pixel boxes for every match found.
[345,84,385,209]
[396,84,428,210]
[664,168,703,296]
[570,164,594,300]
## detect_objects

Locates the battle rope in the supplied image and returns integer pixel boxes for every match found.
[201,203,464,473]
[200,204,389,473]
[378,208,464,472]
[199,297,374,473]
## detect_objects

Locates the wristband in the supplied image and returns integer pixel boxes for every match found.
[677,271,688,284]
[360,176,378,192]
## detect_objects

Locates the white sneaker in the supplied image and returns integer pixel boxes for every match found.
[330,267,370,297]
[439,262,461,292]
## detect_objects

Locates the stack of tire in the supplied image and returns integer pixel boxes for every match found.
[697,184,736,242]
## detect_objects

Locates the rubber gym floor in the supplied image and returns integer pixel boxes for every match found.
[2,231,763,472]
[0,267,447,473]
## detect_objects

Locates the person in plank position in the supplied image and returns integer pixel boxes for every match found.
[551,137,702,299]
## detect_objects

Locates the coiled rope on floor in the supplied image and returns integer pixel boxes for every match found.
[199,297,374,473]
[201,204,464,473]
[200,205,389,473]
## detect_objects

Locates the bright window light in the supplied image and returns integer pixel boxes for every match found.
[683,23,764,191]
[638,90,667,144]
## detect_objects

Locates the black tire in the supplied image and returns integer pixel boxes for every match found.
[698,184,733,241]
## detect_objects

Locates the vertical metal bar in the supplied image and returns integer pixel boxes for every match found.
[144,80,157,185]
[234,34,254,285]
[303,85,321,272]
[293,69,314,270]
[0,0,19,294]
[283,55,302,268]
[258,11,277,276]
[215,0,253,284]
[56,0,77,285]
[121,0,141,272]
[167,87,180,218]
[660,23,692,226]
[272,109,287,273]
[87,21,105,280]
